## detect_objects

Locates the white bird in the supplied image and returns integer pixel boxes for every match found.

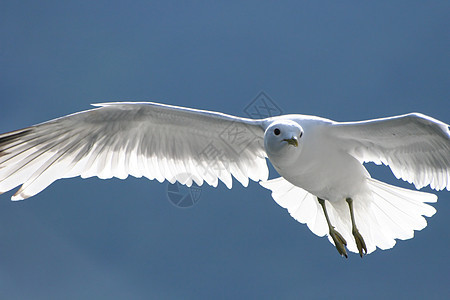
[0,102,448,257]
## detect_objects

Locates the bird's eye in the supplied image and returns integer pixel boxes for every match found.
[299,132,303,138]
[274,128,281,135]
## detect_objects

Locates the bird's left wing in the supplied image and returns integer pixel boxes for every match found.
[0,102,268,200]
[328,113,450,191]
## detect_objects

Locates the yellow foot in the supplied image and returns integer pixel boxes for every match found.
[330,227,348,258]
[352,228,367,258]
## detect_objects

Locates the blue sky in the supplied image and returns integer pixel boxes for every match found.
[0,1,449,299]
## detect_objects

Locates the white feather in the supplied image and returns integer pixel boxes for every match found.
[0,102,448,256]
[329,113,450,191]
[261,176,437,254]
[0,102,268,200]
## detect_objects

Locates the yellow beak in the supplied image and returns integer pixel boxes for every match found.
[283,137,298,147]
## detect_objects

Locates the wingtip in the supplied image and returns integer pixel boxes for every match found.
[426,193,438,204]
[91,103,107,107]
[11,194,25,201]
[91,102,122,107]
[427,206,437,218]
[11,188,28,201]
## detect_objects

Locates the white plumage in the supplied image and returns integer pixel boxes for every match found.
[0,102,268,200]
[260,177,437,254]
[0,102,448,257]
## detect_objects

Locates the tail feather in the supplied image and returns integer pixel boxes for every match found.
[363,178,436,248]
[260,177,437,255]
[260,178,328,238]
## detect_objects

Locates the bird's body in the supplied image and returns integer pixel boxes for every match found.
[266,115,370,203]
[0,102,448,257]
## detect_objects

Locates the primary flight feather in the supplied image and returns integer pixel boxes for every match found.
[0,102,448,257]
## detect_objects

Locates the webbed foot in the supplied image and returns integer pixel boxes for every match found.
[346,197,367,258]
[352,227,367,257]
[329,227,348,258]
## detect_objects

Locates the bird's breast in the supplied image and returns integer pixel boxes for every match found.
[273,144,370,202]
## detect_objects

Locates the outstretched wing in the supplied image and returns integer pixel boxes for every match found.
[0,102,268,200]
[329,113,450,191]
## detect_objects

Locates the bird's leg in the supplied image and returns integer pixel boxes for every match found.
[318,198,348,258]
[345,197,367,257]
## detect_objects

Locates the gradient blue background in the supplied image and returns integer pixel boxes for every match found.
[1,1,449,299]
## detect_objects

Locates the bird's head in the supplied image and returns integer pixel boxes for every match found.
[264,120,304,159]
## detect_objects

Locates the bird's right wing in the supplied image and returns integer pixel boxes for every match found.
[0,102,268,200]
[329,113,450,191]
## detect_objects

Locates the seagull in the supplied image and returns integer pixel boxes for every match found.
[0,102,448,257]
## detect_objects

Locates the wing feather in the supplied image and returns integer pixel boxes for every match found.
[329,113,450,191]
[0,102,268,200]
